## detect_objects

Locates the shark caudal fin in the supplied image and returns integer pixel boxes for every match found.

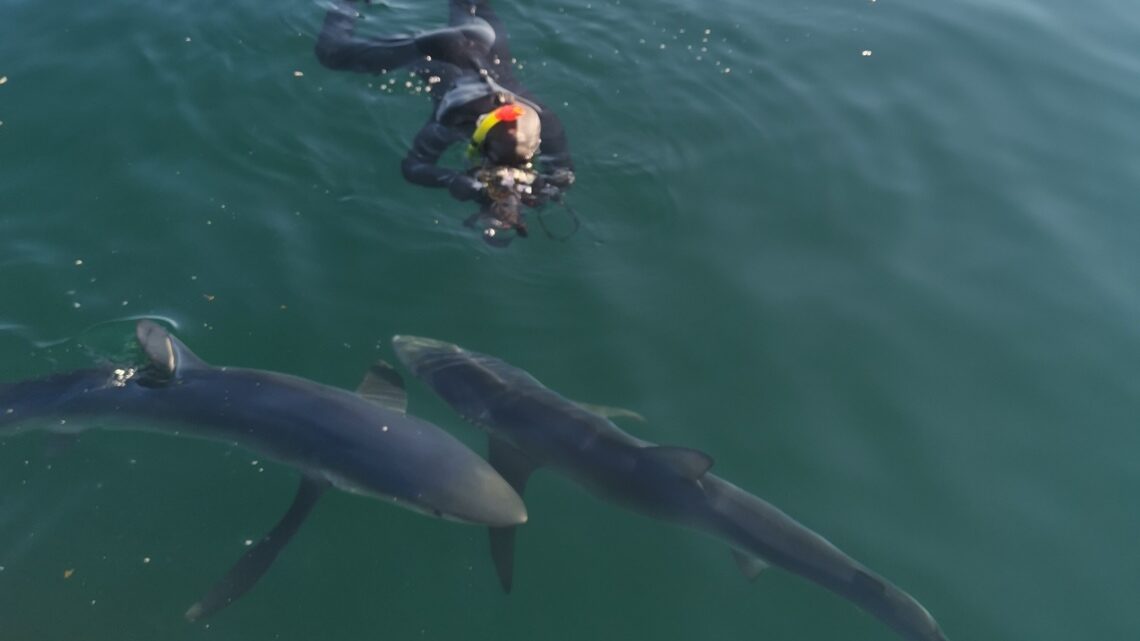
[702,476,949,641]
[136,320,208,376]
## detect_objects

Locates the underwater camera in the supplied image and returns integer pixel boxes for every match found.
[464,165,576,247]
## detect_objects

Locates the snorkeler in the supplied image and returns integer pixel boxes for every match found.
[315,0,576,244]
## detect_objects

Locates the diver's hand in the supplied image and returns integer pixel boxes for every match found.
[533,168,574,203]
[545,168,575,189]
[448,174,486,202]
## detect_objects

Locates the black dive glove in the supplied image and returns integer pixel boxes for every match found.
[535,168,575,202]
[448,174,486,202]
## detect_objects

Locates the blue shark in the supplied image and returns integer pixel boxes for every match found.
[0,321,526,619]
[392,335,949,641]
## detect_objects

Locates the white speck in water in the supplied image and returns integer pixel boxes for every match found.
[185,37,191,43]
[381,425,389,432]
[251,460,259,466]
[143,557,151,564]
[862,50,873,57]
[0,76,7,85]
[293,70,304,77]
[244,539,253,546]
[74,259,83,266]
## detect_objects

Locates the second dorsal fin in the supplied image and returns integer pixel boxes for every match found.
[136,320,208,376]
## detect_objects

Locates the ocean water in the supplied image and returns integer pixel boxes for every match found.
[2,0,1139,639]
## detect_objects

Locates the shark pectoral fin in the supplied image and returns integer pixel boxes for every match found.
[731,548,770,581]
[489,526,519,593]
[136,320,208,377]
[487,436,537,594]
[356,360,408,414]
[573,401,647,424]
[185,477,327,622]
[638,446,714,480]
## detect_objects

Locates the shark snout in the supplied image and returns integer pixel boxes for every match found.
[441,457,527,527]
[391,335,458,372]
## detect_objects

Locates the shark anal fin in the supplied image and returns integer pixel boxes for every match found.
[638,446,714,480]
[731,548,770,581]
[185,477,327,622]
[486,436,537,594]
[356,360,407,414]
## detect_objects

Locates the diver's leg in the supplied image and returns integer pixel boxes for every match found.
[314,0,423,73]
[449,0,515,78]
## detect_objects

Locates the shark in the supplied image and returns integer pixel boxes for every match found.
[392,335,949,641]
[0,321,526,620]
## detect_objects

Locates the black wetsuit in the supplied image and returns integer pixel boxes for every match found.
[314,0,573,199]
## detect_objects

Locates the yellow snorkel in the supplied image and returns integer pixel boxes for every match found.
[466,104,526,160]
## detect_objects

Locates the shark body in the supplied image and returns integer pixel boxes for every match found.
[0,322,525,619]
[392,335,948,641]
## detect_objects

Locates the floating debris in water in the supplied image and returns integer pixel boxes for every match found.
[293,70,304,77]
[64,568,75,579]
[0,76,8,85]
[862,50,873,57]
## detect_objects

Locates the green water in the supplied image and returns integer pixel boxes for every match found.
[2,0,1139,638]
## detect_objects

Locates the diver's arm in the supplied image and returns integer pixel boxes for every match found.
[401,121,487,201]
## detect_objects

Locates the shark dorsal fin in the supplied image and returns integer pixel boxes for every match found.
[357,360,407,414]
[136,320,208,376]
[638,446,714,480]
